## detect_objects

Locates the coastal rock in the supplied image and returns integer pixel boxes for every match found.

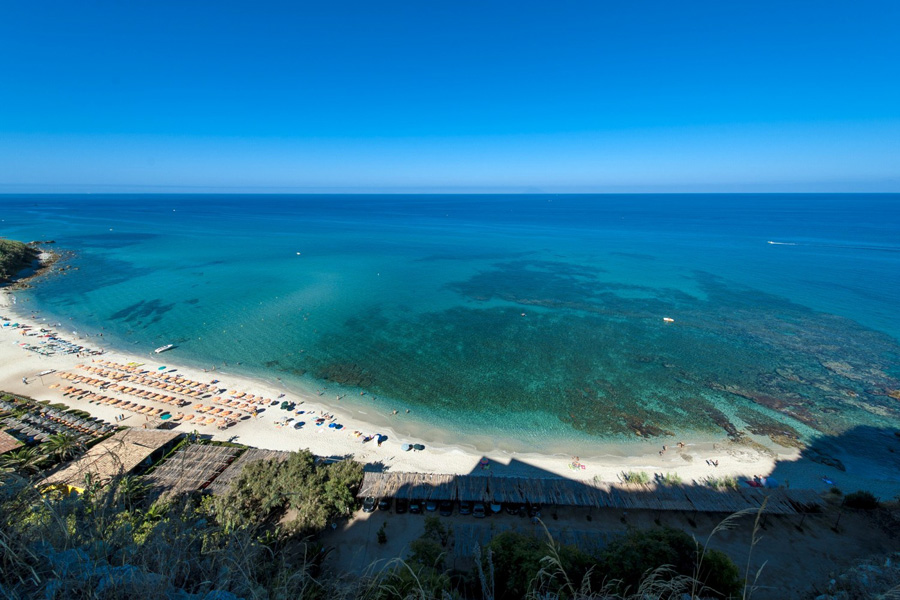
[702,405,741,440]
[316,362,373,387]
[623,415,673,438]
[806,448,846,471]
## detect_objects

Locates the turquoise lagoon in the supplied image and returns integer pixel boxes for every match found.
[2,194,899,454]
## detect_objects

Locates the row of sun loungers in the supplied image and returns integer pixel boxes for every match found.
[75,365,206,398]
[55,361,273,432]
[86,360,275,407]
[55,373,190,407]
[89,360,220,393]
[59,386,167,417]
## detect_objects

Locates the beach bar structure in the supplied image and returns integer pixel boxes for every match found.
[143,443,242,500]
[356,472,458,501]
[356,472,822,515]
[207,448,292,496]
[42,429,182,493]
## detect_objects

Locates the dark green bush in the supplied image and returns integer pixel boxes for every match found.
[597,526,743,598]
[486,530,593,600]
[212,449,363,534]
[843,490,879,510]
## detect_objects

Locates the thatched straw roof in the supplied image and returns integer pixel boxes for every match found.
[144,444,241,499]
[42,429,182,490]
[355,471,822,515]
[0,430,22,455]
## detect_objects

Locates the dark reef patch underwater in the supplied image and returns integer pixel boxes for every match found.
[295,258,900,445]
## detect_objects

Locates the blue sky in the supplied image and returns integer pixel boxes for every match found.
[1,1,898,192]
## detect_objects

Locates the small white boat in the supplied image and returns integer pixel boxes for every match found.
[662,317,675,323]
[154,344,175,354]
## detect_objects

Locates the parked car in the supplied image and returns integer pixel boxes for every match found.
[505,503,524,516]
[425,499,438,512]
[362,496,376,513]
[439,500,454,516]
[527,502,542,518]
[409,499,423,514]
[458,501,472,515]
[490,498,503,514]
[472,502,487,518]
[378,497,392,511]
[395,498,409,514]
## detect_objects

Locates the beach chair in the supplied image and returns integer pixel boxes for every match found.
[183,414,195,422]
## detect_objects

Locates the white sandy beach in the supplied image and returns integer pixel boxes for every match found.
[4,288,888,496]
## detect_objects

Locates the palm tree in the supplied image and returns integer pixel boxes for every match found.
[44,433,84,462]
[0,446,45,475]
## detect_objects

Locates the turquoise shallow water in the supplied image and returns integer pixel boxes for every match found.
[2,194,899,453]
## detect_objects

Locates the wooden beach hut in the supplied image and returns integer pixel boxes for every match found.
[42,429,182,493]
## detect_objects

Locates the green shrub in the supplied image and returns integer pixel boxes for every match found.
[623,470,650,484]
[486,531,593,600]
[660,472,683,486]
[597,526,743,598]
[704,476,739,490]
[212,449,363,535]
[843,490,879,510]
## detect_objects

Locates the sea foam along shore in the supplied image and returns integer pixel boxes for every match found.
[4,287,872,495]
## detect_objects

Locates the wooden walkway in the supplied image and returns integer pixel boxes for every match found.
[357,472,823,515]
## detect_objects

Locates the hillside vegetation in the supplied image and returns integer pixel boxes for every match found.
[0,239,38,283]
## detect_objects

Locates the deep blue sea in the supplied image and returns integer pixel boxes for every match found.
[2,194,899,454]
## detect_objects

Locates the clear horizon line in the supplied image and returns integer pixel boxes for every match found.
[1,182,899,195]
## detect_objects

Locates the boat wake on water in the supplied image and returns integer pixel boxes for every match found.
[767,240,900,252]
